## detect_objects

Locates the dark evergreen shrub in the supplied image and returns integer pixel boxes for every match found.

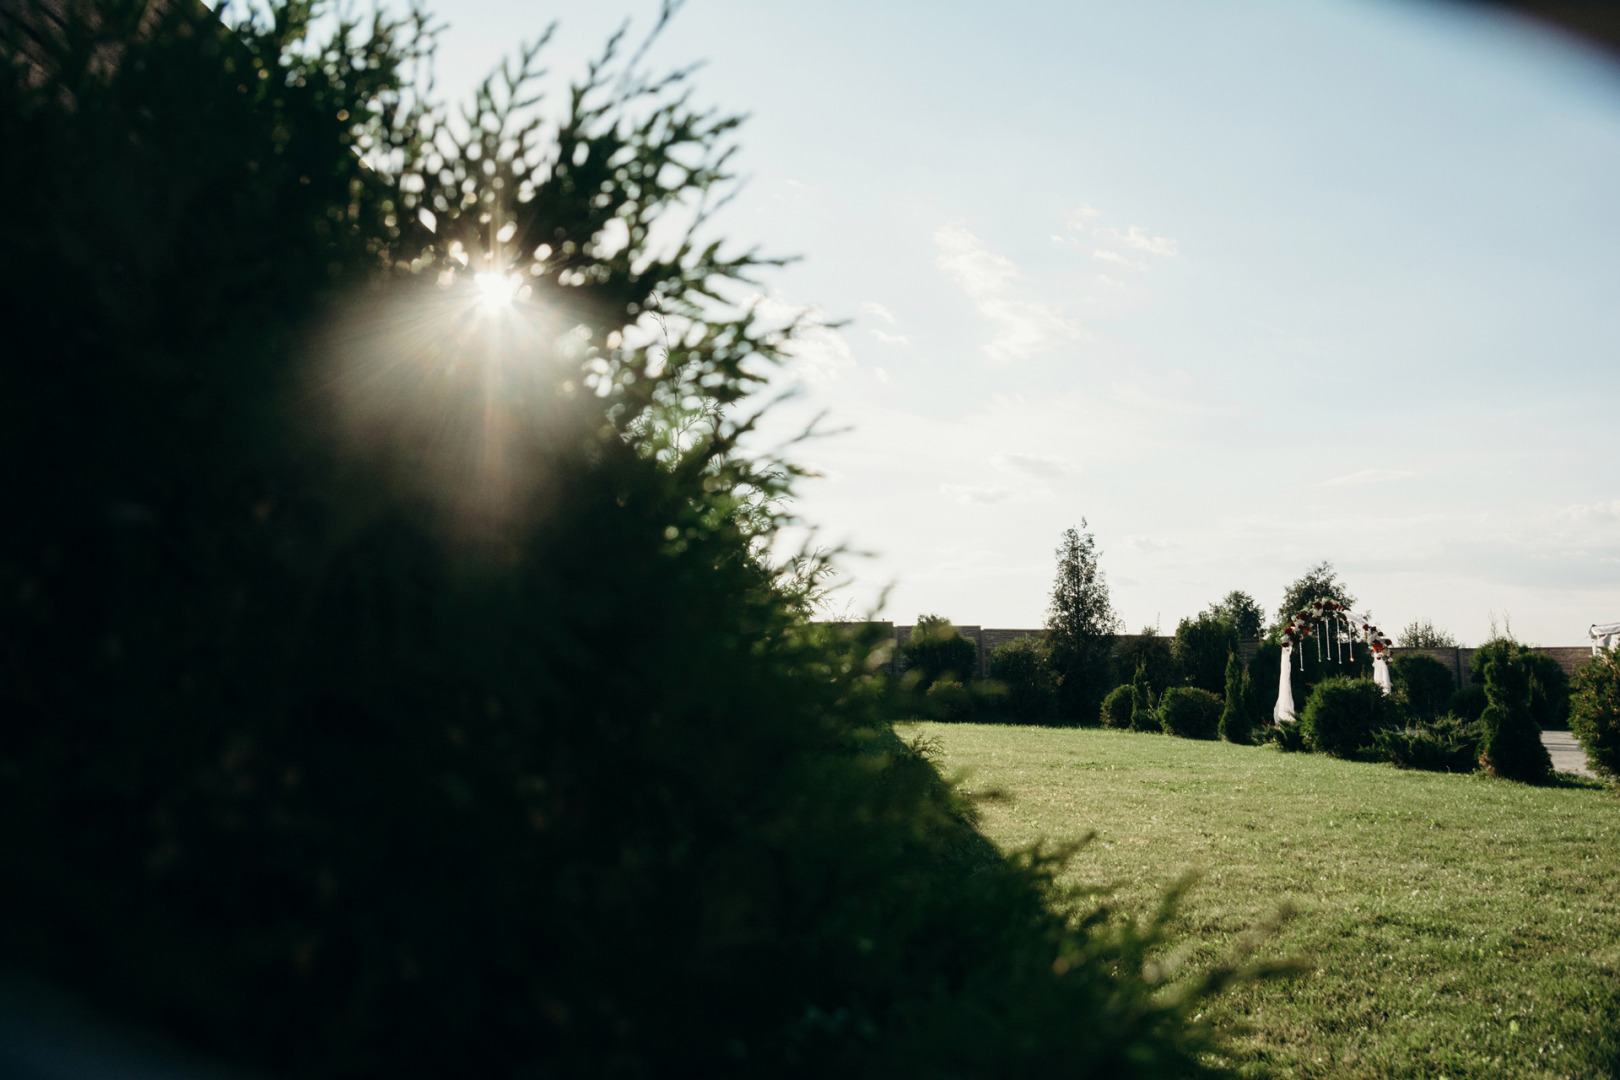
[1219,651,1253,744]
[1391,653,1456,722]
[1478,655,1553,781]
[1111,628,1175,694]
[1299,677,1393,758]
[1449,683,1488,722]
[1100,684,1133,728]
[902,615,980,690]
[988,636,1058,722]
[1470,639,1570,730]
[1570,649,1620,779]
[1159,687,1222,740]
[1269,723,1309,753]
[1171,611,1237,694]
[1129,664,1160,733]
[0,4,1255,1077]
[1370,717,1480,773]
[925,678,975,722]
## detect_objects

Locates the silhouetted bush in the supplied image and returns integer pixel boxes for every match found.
[925,678,975,721]
[1112,628,1175,694]
[1159,687,1222,740]
[0,4,1256,1077]
[1300,677,1394,758]
[1370,717,1480,773]
[1449,683,1488,723]
[902,615,980,690]
[1100,684,1133,729]
[1570,648,1620,779]
[1219,651,1253,744]
[1391,653,1456,722]
[1479,654,1553,781]
[1171,612,1236,695]
[987,636,1058,722]
[1471,639,1570,730]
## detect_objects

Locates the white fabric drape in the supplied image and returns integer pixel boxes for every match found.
[1372,653,1392,695]
[1592,622,1620,655]
[1274,642,1296,724]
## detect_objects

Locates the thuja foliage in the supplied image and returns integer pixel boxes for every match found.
[1478,654,1553,782]
[1390,652,1455,723]
[902,614,980,690]
[1570,648,1620,779]
[0,3,1255,1076]
[1158,687,1221,741]
[1218,652,1253,745]
[1299,677,1393,758]
[1171,611,1237,695]
[1470,639,1570,730]
[1129,663,1160,733]
[987,636,1058,722]
[1099,683,1133,729]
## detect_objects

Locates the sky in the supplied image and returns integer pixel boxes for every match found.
[420,0,1620,645]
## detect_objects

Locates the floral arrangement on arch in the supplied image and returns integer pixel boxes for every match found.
[1279,598,1392,660]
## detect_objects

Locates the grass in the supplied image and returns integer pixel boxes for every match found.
[905,722,1620,1079]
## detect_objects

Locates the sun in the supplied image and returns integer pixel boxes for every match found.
[474,271,524,314]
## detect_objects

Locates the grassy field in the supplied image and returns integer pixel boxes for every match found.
[905,722,1620,1079]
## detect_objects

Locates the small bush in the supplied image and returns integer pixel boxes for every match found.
[1269,723,1309,753]
[1219,651,1253,744]
[1370,716,1480,773]
[1478,653,1553,782]
[925,678,976,722]
[1159,687,1222,740]
[1300,676,1394,758]
[1100,684,1133,728]
[1391,653,1456,722]
[1448,683,1488,722]
[1570,648,1620,778]
[902,615,980,690]
[988,636,1058,722]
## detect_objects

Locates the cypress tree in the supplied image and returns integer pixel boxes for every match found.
[1219,650,1253,744]
[1129,661,1160,733]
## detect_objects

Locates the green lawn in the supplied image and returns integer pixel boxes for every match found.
[905,722,1620,1079]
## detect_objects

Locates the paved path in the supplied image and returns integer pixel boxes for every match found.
[1542,730,1597,779]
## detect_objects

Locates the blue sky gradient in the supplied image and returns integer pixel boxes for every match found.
[427,0,1620,644]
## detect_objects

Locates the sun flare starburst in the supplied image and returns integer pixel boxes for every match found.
[474,270,524,313]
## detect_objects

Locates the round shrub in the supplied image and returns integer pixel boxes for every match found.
[1391,652,1456,722]
[1159,687,1222,740]
[1100,683,1133,728]
[1571,648,1620,779]
[903,615,980,690]
[1478,654,1553,781]
[1299,676,1394,758]
[988,636,1058,722]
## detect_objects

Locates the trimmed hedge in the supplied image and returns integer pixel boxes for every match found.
[1159,687,1222,740]
[1100,684,1133,729]
[1371,717,1480,773]
[1478,653,1553,782]
[1300,677,1394,758]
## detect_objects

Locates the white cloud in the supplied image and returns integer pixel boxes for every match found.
[1315,469,1418,488]
[994,451,1078,478]
[861,301,898,325]
[1092,249,1146,271]
[1065,204,1102,230]
[870,328,911,346]
[940,483,1014,505]
[934,224,1083,363]
[1558,498,1620,523]
[1103,224,1179,258]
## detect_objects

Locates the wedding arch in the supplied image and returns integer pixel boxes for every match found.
[1273,599,1394,725]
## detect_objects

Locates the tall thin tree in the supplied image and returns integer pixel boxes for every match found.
[1046,521,1120,722]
